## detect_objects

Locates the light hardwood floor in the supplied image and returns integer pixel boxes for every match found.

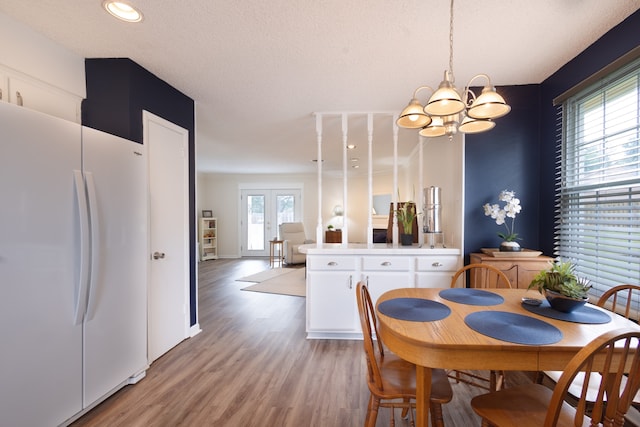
[72,258,535,427]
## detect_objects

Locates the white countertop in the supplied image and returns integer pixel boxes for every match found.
[299,243,460,255]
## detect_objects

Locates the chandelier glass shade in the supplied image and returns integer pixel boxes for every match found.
[397,0,510,138]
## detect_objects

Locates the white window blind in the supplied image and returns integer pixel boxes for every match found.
[556,57,640,302]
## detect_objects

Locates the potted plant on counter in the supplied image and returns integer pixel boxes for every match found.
[395,202,416,246]
[528,259,592,312]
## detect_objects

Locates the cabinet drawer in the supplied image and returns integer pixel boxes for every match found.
[416,256,459,272]
[307,256,357,271]
[362,256,411,271]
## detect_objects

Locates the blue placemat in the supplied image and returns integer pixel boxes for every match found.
[465,311,563,345]
[439,288,504,306]
[521,299,611,324]
[378,298,451,322]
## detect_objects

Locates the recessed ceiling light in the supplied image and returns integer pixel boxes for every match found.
[347,144,356,150]
[103,1,143,22]
[350,157,359,162]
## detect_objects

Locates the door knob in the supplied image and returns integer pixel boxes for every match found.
[153,252,165,260]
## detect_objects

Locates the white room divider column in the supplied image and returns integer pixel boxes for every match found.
[313,111,405,246]
[341,113,349,245]
[315,114,323,247]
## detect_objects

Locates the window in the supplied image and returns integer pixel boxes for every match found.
[557,57,640,300]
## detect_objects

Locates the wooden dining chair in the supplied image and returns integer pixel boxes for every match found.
[471,327,640,427]
[450,262,512,290]
[449,263,512,391]
[540,284,640,421]
[355,282,453,427]
[596,284,640,320]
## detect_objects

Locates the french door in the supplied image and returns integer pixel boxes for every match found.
[240,188,302,257]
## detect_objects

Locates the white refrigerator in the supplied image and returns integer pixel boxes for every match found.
[0,101,148,426]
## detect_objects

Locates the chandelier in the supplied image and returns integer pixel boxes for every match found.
[397,0,510,138]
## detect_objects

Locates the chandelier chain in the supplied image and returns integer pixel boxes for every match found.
[449,0,454,78]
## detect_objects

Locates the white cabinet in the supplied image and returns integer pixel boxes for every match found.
[306,255,359,339]
[0,65,82,123]
[304,246,461,339]
[199,218,218,261]
[415,255,460,288]
[361,255,413,305]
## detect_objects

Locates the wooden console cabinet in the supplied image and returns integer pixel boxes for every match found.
[325,230,342,243]
[469,252,554,290]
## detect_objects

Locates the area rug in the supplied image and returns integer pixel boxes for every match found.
[240,268,306,297]
[236,267,300,283]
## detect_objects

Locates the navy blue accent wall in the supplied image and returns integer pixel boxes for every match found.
[538,10,640,256]
[464,9,640,263]
[464,85,541,262]
[82,58,198,327]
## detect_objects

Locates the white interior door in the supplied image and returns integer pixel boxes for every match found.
[240,188,301,257]
[144,111,190,363]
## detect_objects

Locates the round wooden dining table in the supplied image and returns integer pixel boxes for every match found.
[376,287,640,427]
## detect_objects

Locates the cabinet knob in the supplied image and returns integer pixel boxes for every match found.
[381,261,391,266]
[327,261,338,266]
[153,251,166,260]
[432,262,443,267]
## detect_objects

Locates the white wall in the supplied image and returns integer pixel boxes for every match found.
[197,170,411,256]
[197,173,317,257]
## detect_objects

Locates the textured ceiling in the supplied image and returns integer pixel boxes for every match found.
[0,0,638,174]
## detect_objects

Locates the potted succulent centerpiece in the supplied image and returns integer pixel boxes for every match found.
[528,259,592,312]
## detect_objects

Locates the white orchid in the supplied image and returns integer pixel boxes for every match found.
[483,190,522,242]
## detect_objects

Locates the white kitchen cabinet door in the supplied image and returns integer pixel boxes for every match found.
[307,271,358,335]
[416,272,455,288]
[7,74,81,123]
[363,272,413,309]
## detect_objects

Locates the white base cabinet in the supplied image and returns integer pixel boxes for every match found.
[303,244,461,339]
[361,256,413,308]
[306,255,359,339]
[415,255,461,288]
[307,271,358,337]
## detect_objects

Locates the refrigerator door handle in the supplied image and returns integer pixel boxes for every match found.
[85,172,100,321]
[73,170,90,325]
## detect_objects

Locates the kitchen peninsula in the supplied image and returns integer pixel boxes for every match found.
[307,112,464,339]
[301,243,460,339]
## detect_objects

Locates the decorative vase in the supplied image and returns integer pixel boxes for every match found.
[400,233,413,246]
[499,241,521,252]
[544,289,588,313]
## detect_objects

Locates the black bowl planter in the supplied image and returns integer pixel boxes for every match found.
[545,290,588,313]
